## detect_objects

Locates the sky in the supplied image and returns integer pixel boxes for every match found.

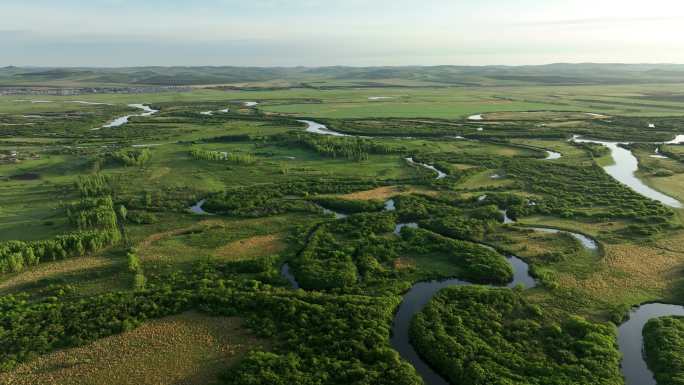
[2,0,684,67]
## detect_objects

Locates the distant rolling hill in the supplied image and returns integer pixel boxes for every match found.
[2,63,684,88]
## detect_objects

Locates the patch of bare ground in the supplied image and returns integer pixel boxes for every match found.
[340,185,436,201]
[0,312,268,385]
[214,234,286,261]
[393,257,416,270]
[0,256,111,293]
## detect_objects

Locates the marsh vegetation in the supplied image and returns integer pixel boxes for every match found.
[2,72,684,384]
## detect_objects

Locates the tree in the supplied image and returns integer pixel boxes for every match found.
[118,205,128,221]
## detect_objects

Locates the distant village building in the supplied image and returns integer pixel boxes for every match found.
[0,86,192,96]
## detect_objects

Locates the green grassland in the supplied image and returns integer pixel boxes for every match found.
[2,76,684,385]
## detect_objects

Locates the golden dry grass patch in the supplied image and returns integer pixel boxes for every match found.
[0,312,268,385]
[214,234,286,261]
[604,243,682,286]
[393,257,416,270]
[656,229,684,253]
[518,216,628,237]
[554,242,684,303]
[0,256,111,293]
[340,185,437,201]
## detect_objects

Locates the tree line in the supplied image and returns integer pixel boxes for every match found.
[190,147,255,165]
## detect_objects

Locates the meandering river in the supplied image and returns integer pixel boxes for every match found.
[545,150,562,160]
[99,104,159,129]
[665,135,684,144]
[215,116,684,385]
[619,303,684,385]
[279,194,681,385]
[193,118,683,385]
[572,136,682,208]
[405,157,447,179]
[298,119,350,137]
[389,224,537,385]
[188,199,212,215]
[497,208,598,251]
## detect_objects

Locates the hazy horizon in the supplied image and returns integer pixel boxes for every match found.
[3,0,684,67]
[5,62,684,70]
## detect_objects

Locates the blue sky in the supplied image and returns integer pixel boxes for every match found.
[2,0,684,66]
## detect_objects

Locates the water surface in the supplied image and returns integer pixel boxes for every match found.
[499,210,598,250]
[618,303,684,385]
[298,120,349,137]
[188,199,212,215]
[101,104,159,129]
[573,137,682,208]
[545,150,562,160]
[529,226,598,250]
[390,238,536,385]
[384,199,396,211]
[394,222,418,235]
[665,135,684,144]
[405,157,447,179]
[280,263,300,289]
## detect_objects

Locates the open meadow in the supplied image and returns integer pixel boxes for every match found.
[3,69,684,384]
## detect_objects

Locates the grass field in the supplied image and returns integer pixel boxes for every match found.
[0,312,267,385]
[2,77,684,384]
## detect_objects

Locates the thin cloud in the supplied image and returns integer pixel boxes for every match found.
[520,16,683,26]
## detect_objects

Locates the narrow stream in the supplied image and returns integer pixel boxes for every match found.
[529,226,598,250]
[496,206,599,251]
[188,199,212,215]
[280,263,300,289]
[297,120,559,179]
[545,150,562,160]
[98,104,159,129]
[298,119,350,137]
[405,157,447,179]
[651,147,669,159]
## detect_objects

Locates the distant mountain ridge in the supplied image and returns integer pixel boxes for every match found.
[2,63,684,88]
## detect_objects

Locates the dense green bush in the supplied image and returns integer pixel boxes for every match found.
[0,229,120,274]
[311,197,385,214]
[0,267,423,385]
[411,286,622,385]
[126,210,159,224]
[204,179,392,216]
[644,316,684,385]
[190,147,255,164]
[64,196,118,231]
[275,132,401,161]
[75,174,113,197]
[109,148,152,167]
[401,227,512,284]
